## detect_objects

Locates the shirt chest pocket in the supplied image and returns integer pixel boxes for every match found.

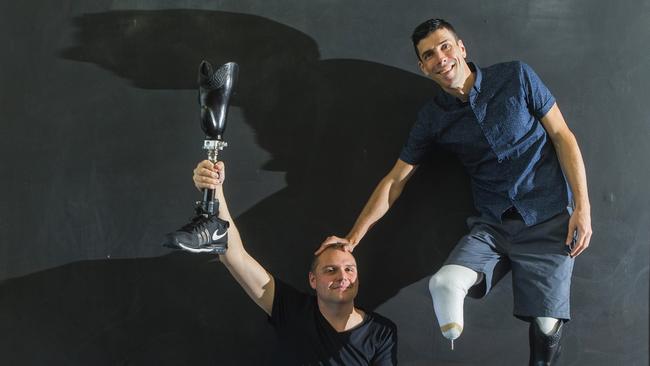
[483,95,538,156]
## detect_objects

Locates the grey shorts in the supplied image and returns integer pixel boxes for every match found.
[445,210,575,321]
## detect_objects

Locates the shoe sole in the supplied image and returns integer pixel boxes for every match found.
[177,242,227,254]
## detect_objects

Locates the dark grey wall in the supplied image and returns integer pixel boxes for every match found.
[1,1,648,365]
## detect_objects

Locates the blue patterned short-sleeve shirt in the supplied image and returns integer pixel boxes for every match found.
[400,61,572,226]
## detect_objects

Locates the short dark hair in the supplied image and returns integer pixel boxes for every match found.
[411,18,459,60]
[310,243,352,273]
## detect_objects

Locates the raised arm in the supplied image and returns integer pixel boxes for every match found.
[194,160,275,315]
[317,159,417,254]
[540,103,592,257]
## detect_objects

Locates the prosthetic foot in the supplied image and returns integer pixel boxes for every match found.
[163,203,229,255]
[529,320,563,366]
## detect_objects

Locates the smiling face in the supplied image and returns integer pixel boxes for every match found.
[416,28,471,91]
[309,247,359,305]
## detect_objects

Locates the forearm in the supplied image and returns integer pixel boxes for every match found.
[214,187,240,264]
[215,187,274,314]
[347,175,406,244]
[553,132,590,211]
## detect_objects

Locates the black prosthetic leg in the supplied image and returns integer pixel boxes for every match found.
[197,60,238,216]
[163,60,238,255]
[529,320,563,366]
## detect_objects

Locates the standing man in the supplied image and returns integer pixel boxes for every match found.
[190,160,398,366]
[319,18,591,365]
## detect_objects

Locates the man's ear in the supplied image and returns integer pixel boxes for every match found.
[308,272,316,290]
[418,60,429,76]
[457,39,467,58]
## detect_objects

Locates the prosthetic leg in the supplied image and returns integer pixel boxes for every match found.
[197,60,238,216]
[529,318,563,366]
[163,61,239,254]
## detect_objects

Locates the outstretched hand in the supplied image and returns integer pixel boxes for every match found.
[566,208,592,257]
[315,235,356,255]
[193,160,225,190]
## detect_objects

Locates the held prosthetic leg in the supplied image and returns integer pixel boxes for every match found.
[163,61,239,255]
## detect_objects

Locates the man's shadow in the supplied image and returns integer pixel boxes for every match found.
[1,10,476,364]
[59,8,475,303]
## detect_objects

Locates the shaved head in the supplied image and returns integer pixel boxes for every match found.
[310,243,354,273]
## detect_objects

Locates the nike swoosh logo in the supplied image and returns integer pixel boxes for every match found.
[212,230,227,241]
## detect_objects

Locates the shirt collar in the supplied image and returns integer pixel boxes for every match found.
[469,62,482,94]
[434,61,482,108]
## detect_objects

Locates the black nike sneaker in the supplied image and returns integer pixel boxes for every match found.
[163,206,229,255]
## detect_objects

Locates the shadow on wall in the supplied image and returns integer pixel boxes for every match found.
[1,10,474,364]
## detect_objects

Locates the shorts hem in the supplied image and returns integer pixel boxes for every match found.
[513,312,571,322]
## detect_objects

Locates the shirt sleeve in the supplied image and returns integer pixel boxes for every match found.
[372,319,398,366]
[520,62,556,119]
[398,104,437,165]
[268,278,311,327]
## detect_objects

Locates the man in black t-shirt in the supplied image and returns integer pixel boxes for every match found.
[191,160,398,365]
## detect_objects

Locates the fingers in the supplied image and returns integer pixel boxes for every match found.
[565,211,593,258]
[315,236,351,255]
[193,160,226,190]
[315,242,352,256]
[214,161,225,172]
[569,228,592,258]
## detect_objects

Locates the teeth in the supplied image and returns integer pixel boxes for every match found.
[438,63,455,74]
[330,284,351,290]
[329,281,353,290]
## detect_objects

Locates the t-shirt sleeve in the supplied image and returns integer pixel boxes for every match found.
[372,318,398,366]
[268,278,311,327]
[520,62,556,119]
[398,105,436,165]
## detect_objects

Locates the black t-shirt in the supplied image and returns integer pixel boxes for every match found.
[268,279,398,365]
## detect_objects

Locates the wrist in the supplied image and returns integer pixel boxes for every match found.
[214,187,225,199]
[573,202,590,213]
[346,231,364,246]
